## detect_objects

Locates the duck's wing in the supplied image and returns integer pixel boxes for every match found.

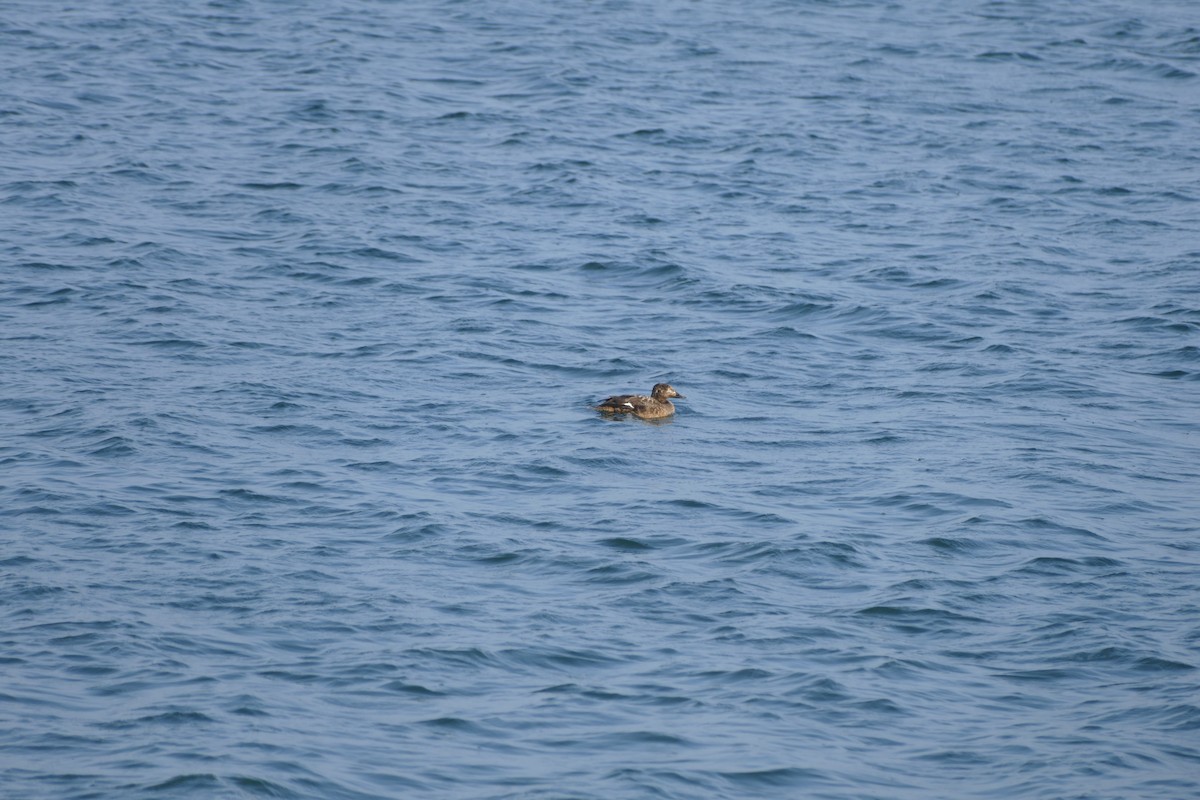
[596,393,647,412]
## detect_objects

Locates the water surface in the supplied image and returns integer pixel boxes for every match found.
[2,1,1199,798]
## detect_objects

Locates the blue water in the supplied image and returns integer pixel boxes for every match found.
[3,1,1199,798]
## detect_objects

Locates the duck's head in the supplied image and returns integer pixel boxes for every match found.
[651,383,684,400]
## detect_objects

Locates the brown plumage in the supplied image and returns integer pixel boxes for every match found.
[595,383,685,419]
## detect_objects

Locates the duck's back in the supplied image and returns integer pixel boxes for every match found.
[596,393,674,418]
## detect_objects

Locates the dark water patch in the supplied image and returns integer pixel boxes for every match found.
[1011,556,1122,577]
[141,774,222,794]
[856,605,987,626]
[919,536,989,554]
[600,536,653,551]
[1133,656,1196,673]
[228,775,302,799]
[582,564,662,586]
[101,710,215,730]
[714,766,829,789]
[381,680,444,697]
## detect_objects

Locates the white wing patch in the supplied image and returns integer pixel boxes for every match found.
[623,401,634,408]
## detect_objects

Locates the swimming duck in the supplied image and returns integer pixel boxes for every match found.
[595,383,685,419]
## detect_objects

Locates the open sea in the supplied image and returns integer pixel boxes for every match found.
[2,1,1199,798]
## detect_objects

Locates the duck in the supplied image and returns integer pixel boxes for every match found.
[595,383,685,419]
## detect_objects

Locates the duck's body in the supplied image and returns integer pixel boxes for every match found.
[595,383,685,419]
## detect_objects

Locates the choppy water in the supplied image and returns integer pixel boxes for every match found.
[3,1,1199,798]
